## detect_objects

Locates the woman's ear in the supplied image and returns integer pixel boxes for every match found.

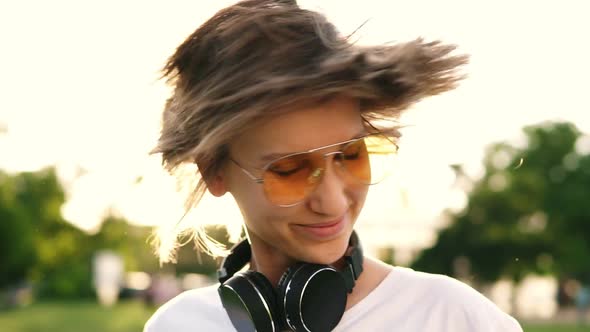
[197,161,228,197]
[205,172,227,197]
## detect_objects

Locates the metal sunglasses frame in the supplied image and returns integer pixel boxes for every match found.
[229,133,398,207]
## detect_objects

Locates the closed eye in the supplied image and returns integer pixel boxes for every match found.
[270,167,304,177]
[268,158,310,177]
[343,151,360,160]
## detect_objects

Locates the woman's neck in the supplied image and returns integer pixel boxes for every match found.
[344,256,393,310]
[249,252,294,286]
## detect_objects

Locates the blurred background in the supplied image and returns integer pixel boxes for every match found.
[1,0,589,331]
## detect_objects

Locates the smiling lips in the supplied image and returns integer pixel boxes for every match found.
[295,217,345,238]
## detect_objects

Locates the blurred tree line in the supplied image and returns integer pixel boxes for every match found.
[0,166,231,302]
[412,121,590,293]
[0,168,157,299]
[2,120,588,305]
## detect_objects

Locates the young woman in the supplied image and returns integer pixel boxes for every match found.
[145,0,522,331]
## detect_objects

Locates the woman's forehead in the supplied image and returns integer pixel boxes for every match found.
[231,96,364,158]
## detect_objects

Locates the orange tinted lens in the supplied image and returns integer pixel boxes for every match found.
[262,153,321,206]
[341,139,371,183]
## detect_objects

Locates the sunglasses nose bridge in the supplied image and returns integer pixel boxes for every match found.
[308,150,347,183]
[319,151,345,173]
[306,150,343,184]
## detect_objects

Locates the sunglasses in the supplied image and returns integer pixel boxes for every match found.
[230,133,398,207]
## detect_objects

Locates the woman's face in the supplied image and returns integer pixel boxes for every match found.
[223,96,369,265]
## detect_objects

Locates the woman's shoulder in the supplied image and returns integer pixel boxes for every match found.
[338,266,522,331]
[389,267,523,330]
[382,267,494,310]
[390,266,482,296]
[143,284,232,332]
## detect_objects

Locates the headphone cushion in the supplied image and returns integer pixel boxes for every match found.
[276,262,304,309]
[275,263,304,328]
[277,263,347,332]
[218,271,278,332]
[245,271,278,311]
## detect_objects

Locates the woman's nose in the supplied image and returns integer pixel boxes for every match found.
[306,158,349,216]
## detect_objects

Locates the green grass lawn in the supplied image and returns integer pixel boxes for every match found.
[0,300,156,332]
[523,325,590,332]
[523,325,589,332]
[0,300,587,332]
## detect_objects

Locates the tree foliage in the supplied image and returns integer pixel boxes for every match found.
[0,168,95,297]
[412,122,590,283]
[0,167,159,298]
[0,170,37,288]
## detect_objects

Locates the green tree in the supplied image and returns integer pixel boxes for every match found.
[412,121,590,284]
[0,165,242,300]
[19,168,95,298]
[90,214,159,274]
[0,166,201,300]
[0,170,37,288]
[0,167,93,297]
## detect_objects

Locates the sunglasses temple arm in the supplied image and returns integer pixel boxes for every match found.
[230,158,264,183]
[239,166,264,183]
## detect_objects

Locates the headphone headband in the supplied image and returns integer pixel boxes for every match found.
[342,231,364,292]
[217,237,251,284]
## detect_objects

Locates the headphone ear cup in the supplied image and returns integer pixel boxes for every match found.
[246,271,279,318]
[277,263,348,332]
[276,262,304,304]
[276,263,305,312]
[276,262,304,327]
[218,271,279,332]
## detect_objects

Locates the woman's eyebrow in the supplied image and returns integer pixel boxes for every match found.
[259,152,289,164]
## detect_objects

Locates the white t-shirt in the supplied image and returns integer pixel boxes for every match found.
[144,266,523,331]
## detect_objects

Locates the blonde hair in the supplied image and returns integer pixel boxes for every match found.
[151,0,468,262]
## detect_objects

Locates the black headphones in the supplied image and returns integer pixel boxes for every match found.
[217,231,363,332]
